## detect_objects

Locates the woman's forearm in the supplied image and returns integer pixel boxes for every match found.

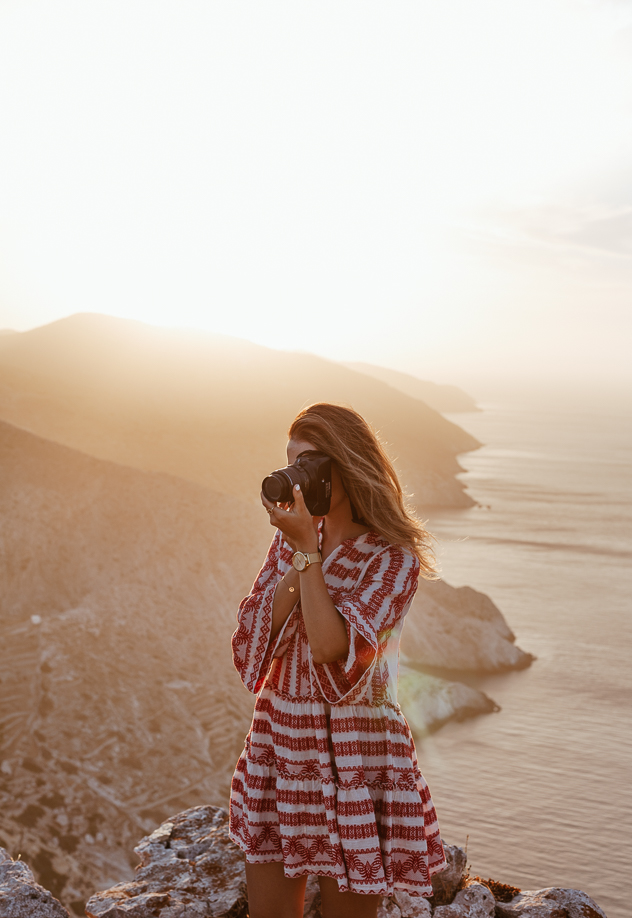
[270,567,301,640]
[299,564,349,664]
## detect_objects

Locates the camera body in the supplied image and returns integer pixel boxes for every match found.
[262,451,332,516]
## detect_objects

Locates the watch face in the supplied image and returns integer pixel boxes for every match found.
[292,552,307,571]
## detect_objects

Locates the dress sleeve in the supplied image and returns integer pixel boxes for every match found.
[311,545,419,705]
[231,530,295,694]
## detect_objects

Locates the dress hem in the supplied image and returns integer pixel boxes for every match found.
[229,827,441,898]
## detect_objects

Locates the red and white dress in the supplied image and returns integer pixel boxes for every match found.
[229,527,447,897]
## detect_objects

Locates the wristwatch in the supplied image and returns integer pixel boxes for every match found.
[292,550,323,572]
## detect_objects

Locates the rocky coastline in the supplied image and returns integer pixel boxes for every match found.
[0,417,534,913]
[0,806,607,918]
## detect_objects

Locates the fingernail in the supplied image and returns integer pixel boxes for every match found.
[295,484,300,491]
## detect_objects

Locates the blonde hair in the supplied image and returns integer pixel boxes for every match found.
[289,403,436,576]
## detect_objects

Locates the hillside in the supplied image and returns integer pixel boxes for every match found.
[345,361,480,413]
[0,313,479,509]
[0,419,527,911]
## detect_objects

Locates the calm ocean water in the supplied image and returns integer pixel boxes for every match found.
[418,395,632,917]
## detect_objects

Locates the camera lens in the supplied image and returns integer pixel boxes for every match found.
[262,464,310,504]
[262,472,290,503]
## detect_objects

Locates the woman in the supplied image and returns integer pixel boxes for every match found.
[230,403,446,918]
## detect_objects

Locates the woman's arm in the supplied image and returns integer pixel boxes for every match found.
[265,486,349,663]
[232,531,285,693]
[296,562,349,663]
[270,566,300,640]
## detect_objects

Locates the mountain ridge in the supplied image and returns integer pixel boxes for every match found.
[344,360,480,413]
[0,312,479,510]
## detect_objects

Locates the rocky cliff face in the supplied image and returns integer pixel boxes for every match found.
[405,580,534,672]
[0,807,607,918]
[0,419,530,913]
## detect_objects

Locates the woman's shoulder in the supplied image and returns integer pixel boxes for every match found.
[359,532,420,575]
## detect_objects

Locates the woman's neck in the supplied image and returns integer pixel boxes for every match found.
[321,498,369,560]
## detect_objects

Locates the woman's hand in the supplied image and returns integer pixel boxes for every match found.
[261,485,321,554]
[263,485,347,663]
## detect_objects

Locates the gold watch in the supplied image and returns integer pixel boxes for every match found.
[291,550,322,572]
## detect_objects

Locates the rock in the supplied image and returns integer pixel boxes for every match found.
[433,882,495,918]
[495,887,607,918]
[378,897,403,917]
[404,580,534,672]
[84,806,248,918]
[494,890,566,917]
[398,667,499,734]
[1,816,610,918]
[430,844,468,905]
[539,887,607,918]
[393,888,432,916]
[0,848,70,917]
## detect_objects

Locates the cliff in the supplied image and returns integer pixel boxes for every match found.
[0,807,607,918]
[404,580,534,672]
[0,312,479,510]
[0,419,530,912]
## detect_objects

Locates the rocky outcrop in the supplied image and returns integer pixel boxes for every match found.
[405,580,534,672]
[433,882,496,917]
[70,807,602,918]
[495,888,607,918]
[398,667,498,735]
[0,807,608,917]
[0,847,70,917]
[84,807,245,918]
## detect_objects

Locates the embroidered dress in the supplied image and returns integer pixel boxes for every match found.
[229,528,446,897]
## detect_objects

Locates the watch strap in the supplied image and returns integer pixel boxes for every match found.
[304,551,322,566]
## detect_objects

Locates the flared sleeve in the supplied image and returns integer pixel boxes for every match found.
[231,530,296,694]
[312,544,419,705]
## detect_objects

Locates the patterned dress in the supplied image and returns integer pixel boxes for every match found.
[229,527,447,897]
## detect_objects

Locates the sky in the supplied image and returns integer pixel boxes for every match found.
[0,0,631,388]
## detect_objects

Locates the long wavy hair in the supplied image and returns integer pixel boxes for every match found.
[288,403,436,576]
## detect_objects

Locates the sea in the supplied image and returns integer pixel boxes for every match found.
[418,391,632,917]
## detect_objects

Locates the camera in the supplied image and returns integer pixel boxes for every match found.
[262,451,332,516]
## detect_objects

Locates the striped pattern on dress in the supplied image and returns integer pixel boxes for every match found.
[229,528,447,896]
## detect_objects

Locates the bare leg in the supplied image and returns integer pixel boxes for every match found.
[245,861,307,918]
[319,875,380,918]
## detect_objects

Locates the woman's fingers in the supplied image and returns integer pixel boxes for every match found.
[261,486,318,548]
[260,490,278,524]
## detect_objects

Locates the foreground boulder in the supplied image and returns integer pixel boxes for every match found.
[85,807,246,918]
[495,887,607,918]
[0,848,70,918]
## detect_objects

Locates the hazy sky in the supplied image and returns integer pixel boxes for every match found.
[1,0,631,386]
